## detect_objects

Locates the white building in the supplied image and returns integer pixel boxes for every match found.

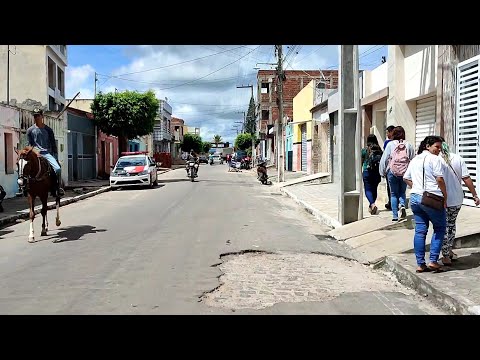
[0,45,68,111]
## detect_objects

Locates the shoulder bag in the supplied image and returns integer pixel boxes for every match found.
[421,156,445,210]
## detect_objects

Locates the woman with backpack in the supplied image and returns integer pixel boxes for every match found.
[361,134,383,215]
[379,126,416,221]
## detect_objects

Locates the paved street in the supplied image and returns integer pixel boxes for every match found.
[0,164,444,314]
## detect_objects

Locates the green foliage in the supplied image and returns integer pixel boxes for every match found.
[234,133,253,151]
[202,141,212,154]
[91,90,159,139]
[213,134,222,145]
[181,133,203,153]
[244,96,256,134]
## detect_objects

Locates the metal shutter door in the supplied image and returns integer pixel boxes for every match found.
[415,96,436,150]
[301,124,307,172]
[456,55,480,206]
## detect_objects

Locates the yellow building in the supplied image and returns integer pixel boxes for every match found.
[292,80,315,173]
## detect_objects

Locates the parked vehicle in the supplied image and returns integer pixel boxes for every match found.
[110,151,158,189]
[198,155,208,164]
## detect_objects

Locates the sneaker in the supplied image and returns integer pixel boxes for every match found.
[399,206,407,219]
[392,218,398,222]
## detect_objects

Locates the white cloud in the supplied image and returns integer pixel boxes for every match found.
[66,64,95,98]
[67,45,387,144]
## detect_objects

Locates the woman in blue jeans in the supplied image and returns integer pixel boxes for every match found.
[379,126,415,221]
[403,136,447,273]
[361,134,383,215]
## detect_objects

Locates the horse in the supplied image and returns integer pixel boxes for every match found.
[15,146,62,243]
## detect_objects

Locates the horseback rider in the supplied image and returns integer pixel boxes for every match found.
[26,108,65,197]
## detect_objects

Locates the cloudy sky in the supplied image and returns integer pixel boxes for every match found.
[66,45,388,144]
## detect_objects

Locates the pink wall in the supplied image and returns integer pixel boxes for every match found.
[97,130,119,177]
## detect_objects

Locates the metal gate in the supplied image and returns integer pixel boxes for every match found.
[415,96,436,149]
[301,124,307,172]
[456,55,480,206]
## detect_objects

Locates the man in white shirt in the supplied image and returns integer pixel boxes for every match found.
[439,140,480,265]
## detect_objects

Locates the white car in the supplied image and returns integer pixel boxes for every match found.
[110,152,158,189]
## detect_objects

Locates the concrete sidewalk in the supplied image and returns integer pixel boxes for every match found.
[0,186,111,227]
[278,181,480,315]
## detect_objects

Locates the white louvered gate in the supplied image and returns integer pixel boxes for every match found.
[415,97,436,150]
[456,55,480,206]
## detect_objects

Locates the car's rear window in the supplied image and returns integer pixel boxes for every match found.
[116,157,146,167]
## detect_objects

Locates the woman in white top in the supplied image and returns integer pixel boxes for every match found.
[438,139,480,265]
[403,136,447,273]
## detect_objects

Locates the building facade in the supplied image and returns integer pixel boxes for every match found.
[0,45,68,111]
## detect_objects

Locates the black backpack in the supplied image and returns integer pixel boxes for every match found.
[366,144,383,172]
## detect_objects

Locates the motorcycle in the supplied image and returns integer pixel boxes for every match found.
[186,160,199,182]
[257,161,269,185]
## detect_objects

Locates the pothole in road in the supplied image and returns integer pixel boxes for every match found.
[200,251,409,310]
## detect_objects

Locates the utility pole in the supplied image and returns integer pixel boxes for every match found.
[6,46,15,105]
[276,45,285,183]
[7,45,10,105]
[94,72,98,97]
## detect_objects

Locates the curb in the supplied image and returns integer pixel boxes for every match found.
[279,187,342,229]
[384,256,480,315]
[0,186,112,228]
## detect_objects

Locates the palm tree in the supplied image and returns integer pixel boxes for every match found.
[213,134,222,148]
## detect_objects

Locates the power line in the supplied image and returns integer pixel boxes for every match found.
[110,45,248,77]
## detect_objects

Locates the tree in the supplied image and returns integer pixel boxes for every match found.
[213,134,222,147]
[180,133,203,154]
[234,133,253,151]
[244,96,256,135]
[202,141,212,154]
[91,90,159,155]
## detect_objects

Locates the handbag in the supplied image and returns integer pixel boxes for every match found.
[421,157,445,210]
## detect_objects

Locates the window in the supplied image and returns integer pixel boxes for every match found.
[48,57,56,90]
[4,133,14,174]
[49,95,56,111]
[261,82,270,94]
[57,67,65,97]
[261,110,269,120]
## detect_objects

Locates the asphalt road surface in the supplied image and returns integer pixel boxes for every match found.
[0,163,444,314]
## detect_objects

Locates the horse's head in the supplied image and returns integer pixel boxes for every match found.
[15,146,40,186]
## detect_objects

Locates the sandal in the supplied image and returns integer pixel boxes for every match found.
[427,262,445,273]
[449,251,459,261]
[440,256,453,266]
[416,264,432,273]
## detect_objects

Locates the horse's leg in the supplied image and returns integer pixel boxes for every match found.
[40,194,48,236]
[55,194,61,227]
[28,194,35,243]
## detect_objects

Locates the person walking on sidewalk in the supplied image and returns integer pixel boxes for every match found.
[384,125,395,210]
[403,136,447,273]
[361,134,383,215]
[438,139,480,265]
[379,126,415,221]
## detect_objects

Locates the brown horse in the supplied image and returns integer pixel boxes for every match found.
[15,146,61,243]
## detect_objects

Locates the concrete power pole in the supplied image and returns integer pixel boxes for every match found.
[276,45,285,183]
[338,45,363,225]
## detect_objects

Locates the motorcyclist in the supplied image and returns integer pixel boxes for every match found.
[26,108,65,197]
[186,149,199,177]
[208,152,214,164]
